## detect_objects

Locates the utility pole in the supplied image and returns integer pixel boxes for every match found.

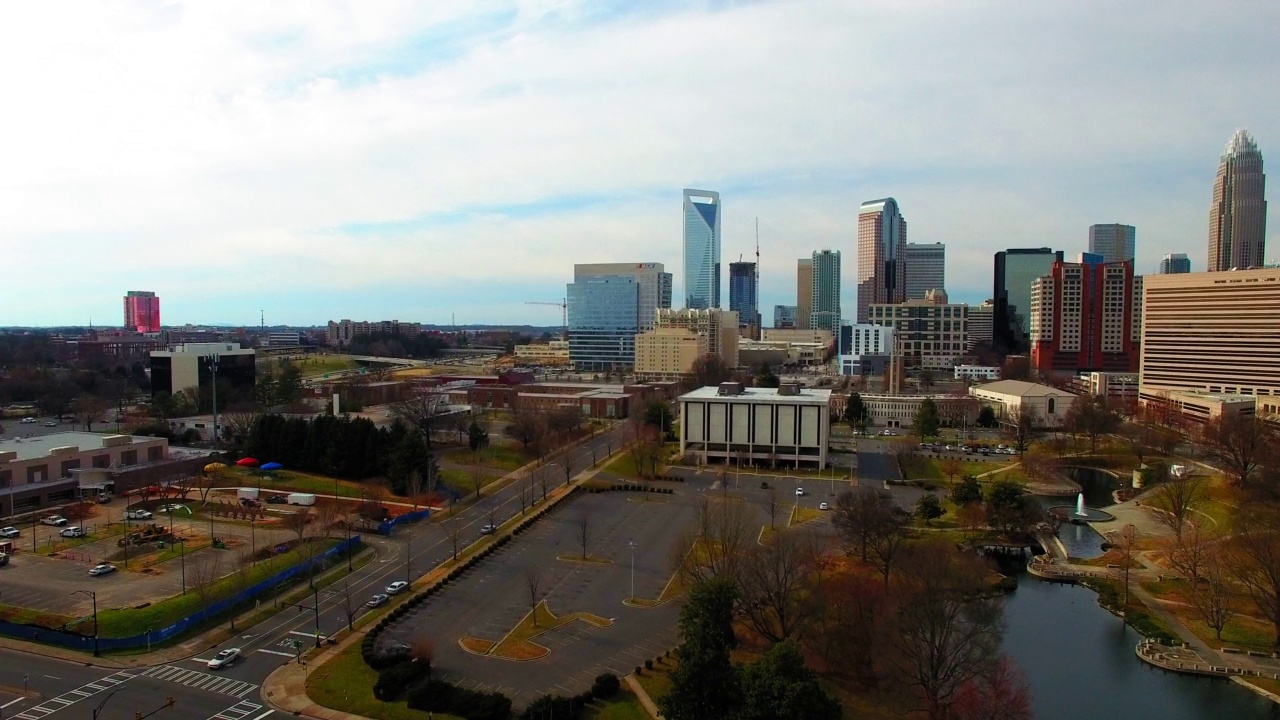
[71,590,99,656]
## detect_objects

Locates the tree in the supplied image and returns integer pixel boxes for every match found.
[689,353,733,389]
[659,578,740,720]
[976,405,997,429]
[918,369,936,392]
[1115,524,1138,606]
[1202,413,1272,488]
[576,509,591,560]
[71,394,109,431]
[868,507,910,587]
[984,480,1041,537]
[1169,522,1211,587]
[1003,405,1040,453]
[763,485,782,529]
[831,488,899,564]
[467,420,490,452]
[525,568,543,627]
[891,545,1004,720]
[916,494,944,526]
[1193,548,1236,640]
[949,657,1033,720]
[736,640,842,720]
[282,510,313,544]
[754,364,781,389]
[390,389,448,447]
[843,392,870,434]
[642,401,674,436]
[1061,393,1121,454]
[950,476,982,506]
[739,533,819,642]
[1230,510,1280,646]
[673,497,755,588]
[1119,423,1159,469]
[912,399,940,440]
[940,457,965,484]
[505,410,547,451]
[1148,475,1205,540]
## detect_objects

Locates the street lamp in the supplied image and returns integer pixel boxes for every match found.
[207,353,221,451]
[71,589,99,657]
[628,540,636,601]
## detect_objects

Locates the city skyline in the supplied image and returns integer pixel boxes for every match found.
[1,2,1277,327]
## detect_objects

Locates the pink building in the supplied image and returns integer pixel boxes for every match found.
[124,291,161,333]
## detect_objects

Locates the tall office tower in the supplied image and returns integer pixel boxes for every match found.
[1159,253,1191,274]
[728,261,760,336]
[809,249,842,331]
[683,189,721,309]
[1088,224,1136,264]
[796,258,813,329]
[567,263,671,371]
[773,305,798,329]
[1209,129,1267,271]
[967,300,995,350]
[903,242,945,299]
[856,198,907,323]
[993,248,1063,352]
[123,291,161,333]
[1028,255,1142,375]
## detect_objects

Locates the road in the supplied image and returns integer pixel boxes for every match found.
[0,423,628,719]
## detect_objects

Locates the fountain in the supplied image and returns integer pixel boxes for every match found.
[1048,492,1115,525]
[1076,493,1087,517]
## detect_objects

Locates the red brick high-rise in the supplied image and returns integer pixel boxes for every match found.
[123,291,161,333]
[1029,257,1142,376]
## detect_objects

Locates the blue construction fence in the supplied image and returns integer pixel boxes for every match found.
[0,536,363,653]
[376,508,430,535]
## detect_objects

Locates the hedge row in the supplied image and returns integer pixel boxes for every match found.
[588,484,675,495]
[519,673,620,720]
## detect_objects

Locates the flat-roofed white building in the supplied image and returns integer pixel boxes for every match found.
[969,380,1077,428]
[954,365,1000,381]
[679,382,831,469]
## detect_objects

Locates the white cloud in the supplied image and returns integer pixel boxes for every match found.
[0,0,1276,325]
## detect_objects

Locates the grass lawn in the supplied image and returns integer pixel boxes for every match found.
[0,604,74,628]
[81,538,340,637]
[290,355,361,378]
[901,455,1011,482]
[445,443,530,471]
[790,506,825,527]
[590,692,650,720]
[307,640,464,720]
[1141,578,1274,652]
[633,659,675,703]
[484,600,612,660]
[213,467,382,500]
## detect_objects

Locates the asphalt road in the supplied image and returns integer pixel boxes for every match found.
[0,423,629,719]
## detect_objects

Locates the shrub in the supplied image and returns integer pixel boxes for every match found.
[373,659,431,701]
[407,679,511,720]
[519,694,585,720]
[367,643,411,670]
[635,665,643,675]
[644,659,653,670]
[591,673,620,699]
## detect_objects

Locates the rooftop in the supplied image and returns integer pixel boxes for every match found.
[1225,127,1259,157]
[971,380,1076,398]
[0,432,160,463]
[1169,390,1259,404]
[679,386,832,405]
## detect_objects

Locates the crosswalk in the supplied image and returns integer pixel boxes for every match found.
[12,671,137,719]
[206,699,270,720]
[138,665,258,699]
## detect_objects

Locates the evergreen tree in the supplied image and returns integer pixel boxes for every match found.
[916,494,945,526]
[736,641,841,720]
[660,579,741,720]
[468,421,490,451]
[843,392,870,433]
[913,398,941,439]
[976,405,997,428]
[755,363,781,389]
[951,476,983,506]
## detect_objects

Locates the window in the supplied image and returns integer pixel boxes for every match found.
[121,450,138,466]
[27,465,47,483]
[0,470,10,488]
[147,446,164,462]
[92,454,110,468]
[1047,398,1056,414]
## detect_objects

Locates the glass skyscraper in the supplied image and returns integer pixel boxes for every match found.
[567,263,671,371]
[1209,128,1267,272]
[809,249,841,331]
[903,242,945,300]
[856,198,907,323]
[994,248,1063,352]
[728,261,759,335]
[1160,253,1191,274]
[683,189,721,309]
[1088,224,1136,264]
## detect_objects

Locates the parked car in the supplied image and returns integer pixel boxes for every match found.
[819,502,830,511]
[207,648,241,669]
[795,487,805,496]
[0,526,20,538]
[479,525,497,535]
[366,594,390,608]
[124,509,152,520]
[43,421,57,427]
[385,581,409,595]
[59,527,86,538]
[759,481,770,489]
[20,417,36,424]
[88,563,117,576]
[239,498,261,508]
[156,504,182,514]
[266,495,288,504]
[41,515,68,526]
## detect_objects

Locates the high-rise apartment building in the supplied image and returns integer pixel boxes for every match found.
[993,248,1063,352]
[1159,253,1192,274]
[728,261,760,337]
[683,189,721,309]
[868,290,969,370]
[796,258,813,330]
[773,305,797,329]
[566,263,672,371]
[327,319,424,347]
[1028,256,1142,375]
[1140,268,1280,413]
[123,291,161,333]
[809,250,841,332]
[856,198,907,323]
[1088,224,1136,264]
[634,308,740,379]
[967,301,995,350]
[903,242,945,300]
[1208,129,1267,272]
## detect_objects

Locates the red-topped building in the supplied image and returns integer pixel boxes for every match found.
[1029,256,1143,376]
[124,291,160,333]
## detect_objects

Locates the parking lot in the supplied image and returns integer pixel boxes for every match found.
[376,490,700,705]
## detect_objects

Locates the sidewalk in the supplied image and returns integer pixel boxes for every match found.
[624,673,661,719]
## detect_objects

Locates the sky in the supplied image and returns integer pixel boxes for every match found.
[2,0,1278,328]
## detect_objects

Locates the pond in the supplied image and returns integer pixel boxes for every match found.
[1040,466,1120,559]
[1003,571,1278,719]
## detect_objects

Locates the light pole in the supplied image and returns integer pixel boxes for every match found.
[405,532,412,584]
[207,353,221,451]
[628,540,636,601]
[178,538,186,594]
[71,590,99,656]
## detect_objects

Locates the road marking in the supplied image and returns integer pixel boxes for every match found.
[255,649,296,658]
[11,670,136,720]
[248,710,275,720]
[139,666,258,699]
[2,698,25,709]
[191,658,213,663]
[287,631,317,638]
[206,700,263,720]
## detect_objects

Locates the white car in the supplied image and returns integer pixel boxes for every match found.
[0,526,19,538]
[156,504,183,514]
[207,648,241,669]
[20,417,36,424]
[795,487,805,496]
[124,509,153,520]
[479,525,497,535]
[60,527,86,538]
[385,581,409,595]
[88,563,117,576]
[819,502,830,511]
[367,594,390,608]
[41,516,68,526]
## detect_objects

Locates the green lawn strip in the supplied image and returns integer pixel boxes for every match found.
[1081,577,1179,642]
[0,604,75,628]
[901,455,1010,482]
[590,692,651,720]
[306,638,464,720]
[443,443,530,471]
[214,468,376,500]
[633,659,675,702]
[789,506,824,527]
[602,452,645,478]
[293,355,361,378]
[85,539,341,638]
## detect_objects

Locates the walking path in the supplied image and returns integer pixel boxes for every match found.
[624,673,662,719]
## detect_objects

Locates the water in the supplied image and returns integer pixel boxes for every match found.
[1041,466,1119,559]
[1003,572,1278,720]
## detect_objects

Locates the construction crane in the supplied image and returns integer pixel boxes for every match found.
[526,299,568,339]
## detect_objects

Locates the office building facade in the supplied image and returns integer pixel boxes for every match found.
[150,342,257,401]
[123,291,161,333]
[567,263,672,371]
[1208,129,1267,272]
[994,248,1063,352]
[903,242,946,300]
[856,198,907,323]
[809,249,841,332]
[683,189,721,309]
[1028,257,1142,375]
[1087,224,1136,264]
[728,261,760,336]
[773,305,797,329]
[636,308,740,379]
[1140,268,1280,415]
[796,259,813,330]
[1160,253,1192,274]
[967,301,994,350]
[679,384,832,469]
[868,291,969,370]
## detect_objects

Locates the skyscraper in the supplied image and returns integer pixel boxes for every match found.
[773,305,797,329]
[728,261,760,336]
[796,258,813,329]
[903,242,945,299]
[856,198,907,323]
[683,189,721,309]
[1029,255,1142,375]
[1209,129,1267,272]
[1088,224,1136,264]
[566,263,672,371]
[993,248,1063,352]
[809,249,842,331]
[123,291,161,333]
[1159,253,1191,274]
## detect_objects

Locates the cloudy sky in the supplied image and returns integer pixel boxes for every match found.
[2,1,1277,328]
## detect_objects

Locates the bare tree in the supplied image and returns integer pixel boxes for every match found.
[1202,413,1273,488]
[1118,423,1159,469]
[672,496,757,587]
[469,470,484,500]
[282,510,313,544]
[537,467,550,501]
[763,485,782,529]
[1003,405,1041,453]
[831,488,898,563]
[190,555,222,617]
[341,579,357,631]
[506,409,548,451]
[220,405,263,450]
[1115,524,1138,606]
[868,509,911,587]
[71,394,110,432]
[525,568,543,626]
[1230,510,1280,646]
[1148,475,1205,540]
[739,532,820,642]
[576,509,591,560]
[518,482,530,515]
[1193,548,1236,640]
[1169,522,1211,587]
[195,471,219,504]
[391,389,448,447]
[448,513,462,561]
[940,457,965,484]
